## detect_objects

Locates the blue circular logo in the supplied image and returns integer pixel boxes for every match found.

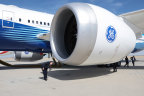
[25,51,29,54]
[106,26,116,43]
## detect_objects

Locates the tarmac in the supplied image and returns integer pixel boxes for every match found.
[0,56,144,96]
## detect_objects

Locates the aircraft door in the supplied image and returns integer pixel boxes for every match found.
[2,10,14,28]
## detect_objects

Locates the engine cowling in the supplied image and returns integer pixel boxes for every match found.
[50,3,136,66]
[14,51,43,61]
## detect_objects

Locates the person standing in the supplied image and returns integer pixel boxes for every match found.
[130,56,135,66]
[41,61,53,81]
[113,62,118,72]
[133,56,136,61]
[124,56,129,67]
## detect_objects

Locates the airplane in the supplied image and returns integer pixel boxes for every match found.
[0,3,144,66]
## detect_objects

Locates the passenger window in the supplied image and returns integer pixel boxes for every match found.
[28,20,30,23]
[19,18,21,22]
[47,23,49,26]
[40,22,42,25]
[36,21,38,24]
[44,22,46,25]
[10,17,12,21]
[32,20,34,24]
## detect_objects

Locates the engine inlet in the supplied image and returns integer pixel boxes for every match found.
[64,16,77,55]
[51,8,77,59]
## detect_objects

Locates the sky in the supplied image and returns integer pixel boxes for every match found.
[0,0,143,15]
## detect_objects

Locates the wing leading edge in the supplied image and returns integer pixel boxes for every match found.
[120,9,144,38]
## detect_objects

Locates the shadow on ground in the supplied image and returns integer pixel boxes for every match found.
[0,62,43,70]
[0,66,40,70]
[119,66,144,70]
[47,65,113,80]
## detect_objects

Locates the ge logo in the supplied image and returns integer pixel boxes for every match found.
[106,26,116,43]
[25,51,29,54]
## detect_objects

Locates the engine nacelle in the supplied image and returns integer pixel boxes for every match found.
[14,51,43,61]
[50,3,136,66]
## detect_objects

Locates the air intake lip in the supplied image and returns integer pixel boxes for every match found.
[50,3,98,65]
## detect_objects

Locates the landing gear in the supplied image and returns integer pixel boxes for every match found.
[52,57,57,66]
[50,53,62,67]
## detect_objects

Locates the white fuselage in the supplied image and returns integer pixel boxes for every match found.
[0,4,54,52]
[0,4,53,31]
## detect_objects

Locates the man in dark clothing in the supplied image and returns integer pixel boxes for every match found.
[113,62,118,72]
[130,56,136,66]
[124,56,129,67]
[133,56,136,61]
[41,61,53,81]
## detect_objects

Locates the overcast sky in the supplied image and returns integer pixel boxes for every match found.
[0,0,143,15]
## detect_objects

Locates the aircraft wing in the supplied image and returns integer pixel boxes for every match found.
[120,9,144,38]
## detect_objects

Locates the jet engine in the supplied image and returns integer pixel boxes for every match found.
[14,51,44,61]
[50,3,136,66]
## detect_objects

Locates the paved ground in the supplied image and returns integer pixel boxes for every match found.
[0,56,144,96]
